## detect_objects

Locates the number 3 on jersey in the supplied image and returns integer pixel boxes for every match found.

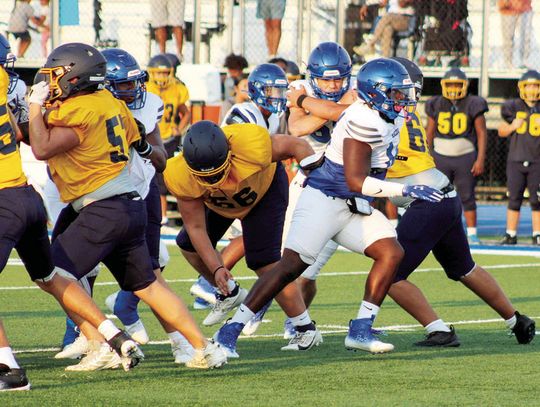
[106,115,129,163]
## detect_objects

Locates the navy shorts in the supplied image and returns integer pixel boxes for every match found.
[51,195,156,291]
[506,160,540,211]
[177,162,289,270]
[394,195,475,282]
[0,185,54,281]
[433,151,477,211]
[145,177,162,270]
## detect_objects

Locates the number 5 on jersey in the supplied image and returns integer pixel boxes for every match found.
[106,115,129,163]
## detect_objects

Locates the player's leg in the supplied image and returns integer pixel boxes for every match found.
[525,162,540,243]
[502,161,525,244]
[452,152,479,243]
[0,320,30,392]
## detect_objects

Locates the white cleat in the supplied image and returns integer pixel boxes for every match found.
[185,341,227,369]
[190,282,217,305]
[125,320,149,345]
[54,335,89,360]
[65,342,122,371]
[171,335,195,364]
[202,288,248,326]
[281,329,323,351]
[344,318,394,354]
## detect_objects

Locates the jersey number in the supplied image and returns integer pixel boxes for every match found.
[163,103,178,124]
[437,112,467,135]
[406,116,427,152]
[208,187,259,208]
[0,121,17,156]
[515,112,540,136]
[106,116,129,163]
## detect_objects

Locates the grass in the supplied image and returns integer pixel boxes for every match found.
[0,249,538,406]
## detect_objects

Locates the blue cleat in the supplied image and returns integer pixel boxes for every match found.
[467,234,481,245]
[61,317,80,348]
[242,301,272,336]
[214,321,243,359]
[344,318,394,354]
[193,297,211,310]
[283,318,297,340]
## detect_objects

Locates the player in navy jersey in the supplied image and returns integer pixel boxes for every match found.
[498,70,540,245]
[425,68,488,244]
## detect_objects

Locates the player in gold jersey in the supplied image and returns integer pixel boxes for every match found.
[146,54,191,223]
[165,121,319,356]
[28,42,226,370]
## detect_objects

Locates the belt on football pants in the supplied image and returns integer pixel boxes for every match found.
[116,191,142,201]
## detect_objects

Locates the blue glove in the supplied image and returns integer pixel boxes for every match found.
[402,185,443,203]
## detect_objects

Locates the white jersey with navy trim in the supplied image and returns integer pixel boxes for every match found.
[8,78,28,124]
[307,100,404,199]
[129,92,164,198]
[221,101,280,134]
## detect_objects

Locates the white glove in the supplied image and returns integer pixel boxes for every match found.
[28,81,50,106]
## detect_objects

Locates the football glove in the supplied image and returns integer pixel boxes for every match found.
[28,81,50,106]
[133,118,153,158]
[402,185,443,203]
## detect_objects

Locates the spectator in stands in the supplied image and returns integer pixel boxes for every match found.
[7,0,41,58]
[257,0,287,58]
[498,70,540,245]
[37,0,50,57]
[498,0,533,69]
[221,53,248,121]
[151,0,185,60]
[353,0,415,58]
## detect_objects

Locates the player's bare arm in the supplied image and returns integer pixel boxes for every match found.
[270,134,315,163]
[145,126,167,172]
[471,115,487,176]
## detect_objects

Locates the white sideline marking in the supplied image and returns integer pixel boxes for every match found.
[12,317,539,355]
[2,262,540,291]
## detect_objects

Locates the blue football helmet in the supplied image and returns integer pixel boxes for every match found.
[307,42,352,102]
[0,34,18,94]
[248,63,288,114]
[356,58,416,120]
[102,48,147,109]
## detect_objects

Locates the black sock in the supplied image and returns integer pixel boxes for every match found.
[296,322,316,333]
[216,283,239,301]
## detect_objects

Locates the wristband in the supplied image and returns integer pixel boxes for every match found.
[213,265,225,274]
[361,176,405,198]
[296,94,308,109]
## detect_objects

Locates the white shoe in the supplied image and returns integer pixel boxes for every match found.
[65,342,121,371]
[189,283,217,305]
[202,288,248,326]
[171,335,195,364]
[185,341,227,369]
[125,320,149,345]
[54,335,89,359]
[281,329,323,351]
[105,291,118,313]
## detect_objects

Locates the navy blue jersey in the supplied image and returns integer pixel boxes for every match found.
[425,95,488,146]
[501,98,540,162]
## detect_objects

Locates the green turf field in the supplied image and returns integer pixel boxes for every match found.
[1,249,538,406]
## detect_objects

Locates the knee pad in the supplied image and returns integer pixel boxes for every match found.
[175,229,194,251]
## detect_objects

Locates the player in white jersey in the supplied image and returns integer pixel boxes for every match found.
[214,58,443,358]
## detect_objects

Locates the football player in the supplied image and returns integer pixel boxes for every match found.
[1,35,133,387]
[425,68,488,244]
[146,54,191,224]
[498,70,540,245]
[385,58,535,347]
[29,42,226,370]
[164,120,320,356]
[214,58,442,358]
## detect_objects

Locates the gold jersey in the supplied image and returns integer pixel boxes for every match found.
[147,79,189,141]
[387,112,435,178]
[164,123,276,219]
[47,90,140,202]
[0,67,26,189]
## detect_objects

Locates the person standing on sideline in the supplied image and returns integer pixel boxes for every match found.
[257,0,286,58]
[498,0,533,69]
[151,0,185,59]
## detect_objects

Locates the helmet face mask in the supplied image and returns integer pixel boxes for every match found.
[148,54,175,88]
[441,68,468,100]
[248,63,288,115]
[0,34,19,94]
[518,70,540,104]
[189,150,232,187]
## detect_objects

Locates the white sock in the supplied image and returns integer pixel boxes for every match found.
[425,319,451,334]
[467,227,477,236]
[533,231,540,237]
[388,218,398,228]
[97,319,121,341]
[0,347,19,369]
[167,331,186,344]
[227,279,237,292]
[230,304,255,325]
[506,229,517,237]
[357,301,379,320]
[289,311,312,327]
[505,314,517,329]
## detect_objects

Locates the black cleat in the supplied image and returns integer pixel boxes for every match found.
[0,364,31,392]
[532,235,540,246]
[512,312,536,344]
[500,233,517,245]
[414,326,460,347]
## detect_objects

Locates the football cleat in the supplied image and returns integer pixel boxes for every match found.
[532,235,540,246]
[65,342,122,371]
[190,278,217,305]
[500,233,517,245]
[242,300,272,336]
[171,335,195,364]
[345,318,394,354]
[193,297,212,310]
[512,312,536,344]
[185,341,227,369]
[107,331,144,371]
[124,319,149,345]
[202,287,248,326]
[54,334,88,359]
[467,234,481,245]
[214,321,243,358]
[0,364,30,392]
[283,318,297,340]
[414,326,460,347]
[281,327,323,351]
